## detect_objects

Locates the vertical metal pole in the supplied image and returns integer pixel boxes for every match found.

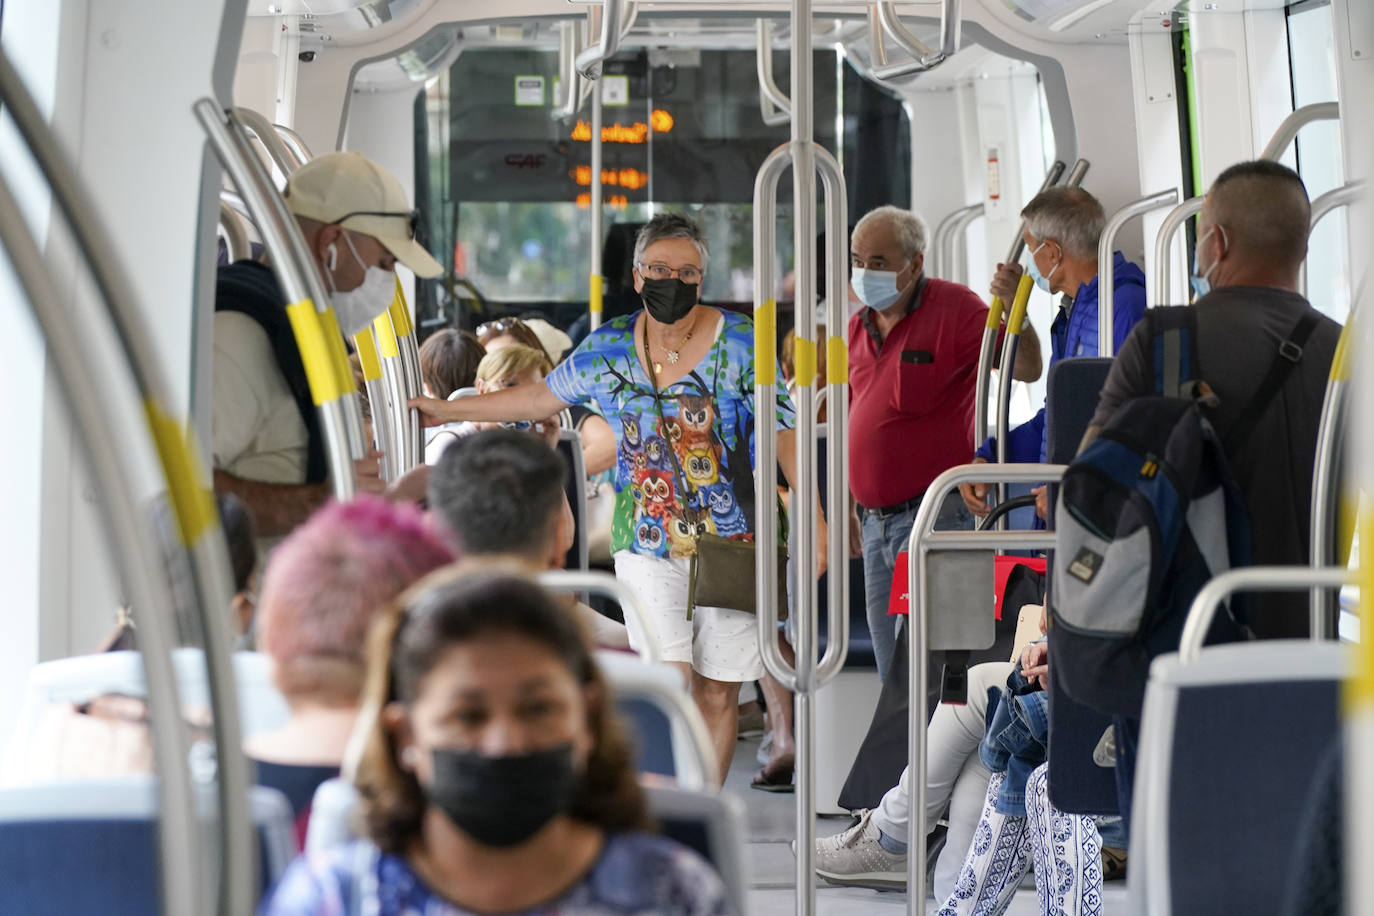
[590,49,605,330]
[1153,197,1204,309]
[789,4,819,914]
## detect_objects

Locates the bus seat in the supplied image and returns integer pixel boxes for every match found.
[558,429,590,573]
[1042,357,1121,816]
[1130,640,1344,916]
[642,784,749,916]
[596,651,716,791]
[1,650,290,785]
[0,777,294,913]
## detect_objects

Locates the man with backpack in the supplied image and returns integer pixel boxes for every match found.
[1053,160,1341,828]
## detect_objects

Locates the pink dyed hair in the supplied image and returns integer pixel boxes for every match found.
[258,497,456,672]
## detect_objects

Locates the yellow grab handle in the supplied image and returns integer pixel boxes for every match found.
[388,278,413,338]
[1007,274,1034,335]
[1347,503,1374,709]
[986,295,1007,330]
[1331,320,1353,382]
[144,400,217,546]
[755,299,777,386]
[794,338,817,388]
[318,308,358,395]
[354,326,383,381]
[286,299,342,405]
[827,335,849,385]
[590,273,604,316]
[373,311,401,360]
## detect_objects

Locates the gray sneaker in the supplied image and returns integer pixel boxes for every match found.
[814,809,908,889]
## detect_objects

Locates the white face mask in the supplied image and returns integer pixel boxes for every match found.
[851,267,906,310]
[328,232,396,337]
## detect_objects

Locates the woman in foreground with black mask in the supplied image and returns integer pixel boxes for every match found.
[263,569,733,915]
[406,213,825,784]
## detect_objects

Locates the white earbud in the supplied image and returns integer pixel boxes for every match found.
[400,746,420,768]
[326,242,338,272]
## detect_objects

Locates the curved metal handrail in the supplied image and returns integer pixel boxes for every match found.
[575,0,626,80]
[1307,180,1364,636]
[1179,566,1350,665]
[1152,196,1204,308]
[756,19,791,126]
[973,161,1064,465]
[937,202,983,283]
[0,51,255,916]
[870,0,960,81]
[218,201,252,263]
[552,21,582,121]
[233,106,300,178]
[196,101,361,498]
[273,123,314,165]
[1260,101,1340,162]
[903,463,1065,914]
[1097,188,1178,356]
[539,570,663,665]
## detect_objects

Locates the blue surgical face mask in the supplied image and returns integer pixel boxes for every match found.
[1026,241,1059,294]
[1191,227,1221,300]
[850,267,906,311]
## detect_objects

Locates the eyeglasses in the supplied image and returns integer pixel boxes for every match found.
[331,209,420,240]
[475,317,525,338]
[637,262,703,284]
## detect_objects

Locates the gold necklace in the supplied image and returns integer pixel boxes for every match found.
[651,318,696,374]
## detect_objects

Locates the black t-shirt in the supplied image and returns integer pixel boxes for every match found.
[1091,287,1341,637]
[215,261,328,484]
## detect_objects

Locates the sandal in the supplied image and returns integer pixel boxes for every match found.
[750,754,794,793]
[1101,846,1127,881]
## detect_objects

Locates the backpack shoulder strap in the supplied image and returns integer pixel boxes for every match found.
[1147,307,1200,398]
[1222,310,1321,454]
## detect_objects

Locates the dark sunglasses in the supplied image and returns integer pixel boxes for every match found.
[331,209,420,240]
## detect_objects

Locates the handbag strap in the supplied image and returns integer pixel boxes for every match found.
[642,317,702,525]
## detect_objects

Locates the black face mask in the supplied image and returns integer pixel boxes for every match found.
[425,744,579,847]
[640,277,698,324]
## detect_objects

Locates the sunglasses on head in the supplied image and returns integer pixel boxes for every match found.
[476,317,525,338]
[331,209,420,240]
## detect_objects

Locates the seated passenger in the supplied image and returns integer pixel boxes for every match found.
[960,186,1147,520]
[245,497,455,845]
[213,151,443,538]
[428,429,629,649]
[814,661,1012,897]
[476,316,555,363]
[419,328,485,399]
[424,343,559,464]
[262,570,734,915]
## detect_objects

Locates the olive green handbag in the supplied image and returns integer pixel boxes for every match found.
[642,320,787,620]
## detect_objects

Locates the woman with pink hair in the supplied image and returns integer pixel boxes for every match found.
[245,496,455,845]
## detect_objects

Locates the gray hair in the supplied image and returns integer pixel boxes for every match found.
[854,205,928,258]
[1020,187,1105,260]
[633,213,710,270]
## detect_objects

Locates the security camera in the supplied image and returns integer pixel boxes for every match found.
[298,50,317,63]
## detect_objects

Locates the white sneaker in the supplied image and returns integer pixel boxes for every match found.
[814,809,908,889]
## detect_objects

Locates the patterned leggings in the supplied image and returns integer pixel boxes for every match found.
[936,765,1104,916]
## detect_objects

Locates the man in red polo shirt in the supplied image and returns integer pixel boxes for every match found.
[847,205,1042,680]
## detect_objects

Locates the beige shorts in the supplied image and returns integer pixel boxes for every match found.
[613,551,765,683]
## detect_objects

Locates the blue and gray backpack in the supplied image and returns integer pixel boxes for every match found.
[1048,307,1318,718]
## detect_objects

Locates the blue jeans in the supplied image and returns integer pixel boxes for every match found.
[861,492,973,681]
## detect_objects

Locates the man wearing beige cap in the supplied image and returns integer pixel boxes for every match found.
[213,151,443,536]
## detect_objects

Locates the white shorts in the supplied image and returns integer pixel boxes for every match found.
[613,551,764,683]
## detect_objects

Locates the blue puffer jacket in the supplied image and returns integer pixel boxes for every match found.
[976,251,1147,465]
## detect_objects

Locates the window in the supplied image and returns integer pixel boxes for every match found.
[415,37,909,328]
[1287,0,1349,322]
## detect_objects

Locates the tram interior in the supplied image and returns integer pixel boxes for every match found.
[0,0,1369,914]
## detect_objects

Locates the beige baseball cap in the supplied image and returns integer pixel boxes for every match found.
[283,151,443,278]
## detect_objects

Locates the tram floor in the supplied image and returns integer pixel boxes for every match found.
[724,736,1131,915]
